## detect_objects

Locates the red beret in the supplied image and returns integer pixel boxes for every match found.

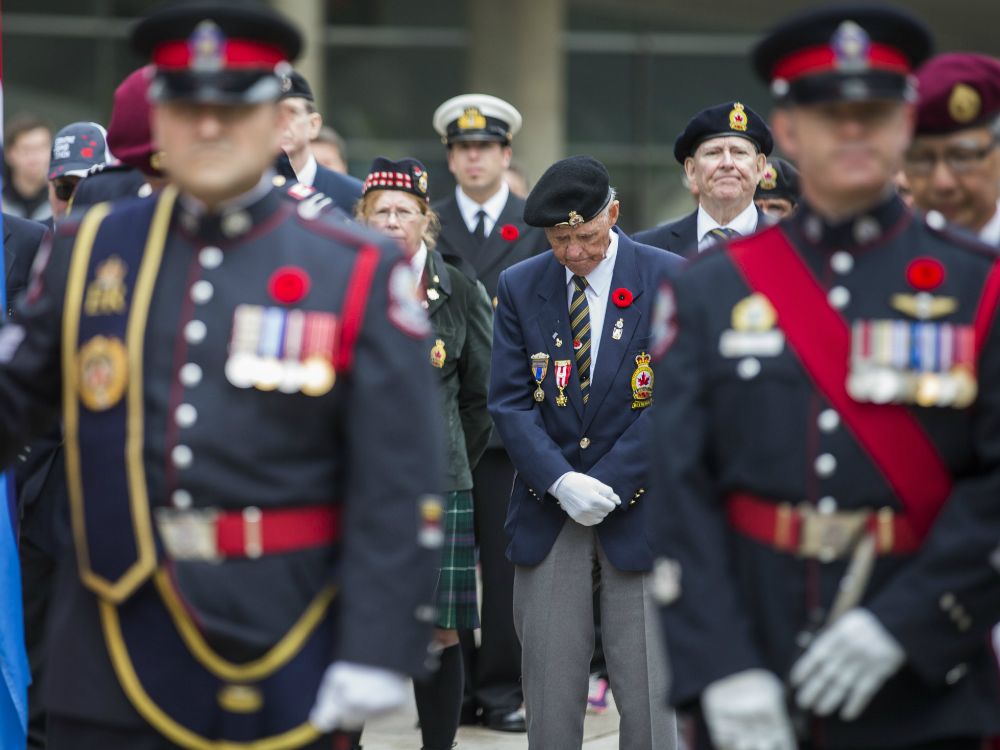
[106,66,161,177]
[916,53,1000,134]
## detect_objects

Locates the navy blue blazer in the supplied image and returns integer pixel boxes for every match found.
[634,205,769,258]
[311,163,363,215]
[488,228,683,571]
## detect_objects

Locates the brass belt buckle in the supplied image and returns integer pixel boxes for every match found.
[155,507,221,562]
[798,503,869,562]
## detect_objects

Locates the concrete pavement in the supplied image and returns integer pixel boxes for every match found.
[363,687,622,749]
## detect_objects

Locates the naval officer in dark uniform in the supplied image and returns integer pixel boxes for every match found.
[0,3,444,749]
[649,5,1000,749]
[431,93,549,731]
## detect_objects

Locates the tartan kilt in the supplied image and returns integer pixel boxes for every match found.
[434,489,479,629]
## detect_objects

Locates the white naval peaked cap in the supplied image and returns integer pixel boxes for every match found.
[432,93,523,144]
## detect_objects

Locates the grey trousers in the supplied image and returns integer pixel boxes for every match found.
[513,520,677,750]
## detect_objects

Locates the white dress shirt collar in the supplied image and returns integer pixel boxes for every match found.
[979,200,1000,248]
[296,153,318,188]
[410,242,429,287]
[455,181,510,236]
[696,201,759,249]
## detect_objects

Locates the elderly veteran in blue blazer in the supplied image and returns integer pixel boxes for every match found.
[636,101,773,257]
[489,155,683,750]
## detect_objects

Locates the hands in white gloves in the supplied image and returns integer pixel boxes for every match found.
[702,669,797,750]
[309,661,408,731]
[550,472,620,526]
[791,608,905,721]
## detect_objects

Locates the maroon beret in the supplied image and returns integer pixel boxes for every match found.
[916,53,1000,134]
[106,65,161,177]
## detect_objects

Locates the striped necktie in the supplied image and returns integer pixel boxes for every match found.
[570,274,591,404]
[708,226,740,241]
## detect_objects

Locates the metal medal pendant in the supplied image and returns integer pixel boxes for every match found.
[533,386,545,403]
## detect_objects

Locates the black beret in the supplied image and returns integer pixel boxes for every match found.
[279,70,314,102]
[673,102,773,163]
[523,156,613,228]
[362,156,430,202]
[755,157,800,204]
[132,0,302,104]
[751,4,933,105]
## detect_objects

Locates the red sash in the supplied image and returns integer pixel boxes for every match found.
[727,227,952,541]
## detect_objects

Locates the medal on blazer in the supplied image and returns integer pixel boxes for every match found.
[554,359,571,406]
[612,317,624,341]
[630,352,654,409]
[530,352,550,402]
[430,339,447,368]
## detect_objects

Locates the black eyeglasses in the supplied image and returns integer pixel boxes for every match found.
[53,179,79,202]
[904,140,998,175]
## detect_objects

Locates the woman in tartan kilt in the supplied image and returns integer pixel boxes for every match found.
[357,156,493,750]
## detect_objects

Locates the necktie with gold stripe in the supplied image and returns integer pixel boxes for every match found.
[708,226,740,241]
[570,274,591,404]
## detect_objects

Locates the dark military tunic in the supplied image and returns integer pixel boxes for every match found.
[649,194,1000,748]
[0,182,444,748]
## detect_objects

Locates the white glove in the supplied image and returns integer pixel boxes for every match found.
[309,661,408,731]
[550,472,620,526]
[791,608,905,721]
[702,669,797,750]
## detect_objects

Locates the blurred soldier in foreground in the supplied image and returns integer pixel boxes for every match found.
[0,3,444,748]
[650,5,1000,749]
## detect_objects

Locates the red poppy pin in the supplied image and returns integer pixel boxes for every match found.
[906,257,945,291]
[268,266,311,304]
[500,224,519,241]
[612,288,633,308]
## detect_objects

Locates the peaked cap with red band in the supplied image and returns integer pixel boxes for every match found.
[751,4,933,105]
[131,1,302,104]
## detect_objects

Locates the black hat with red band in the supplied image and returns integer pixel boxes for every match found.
[132,1,302,104]
[751,5,933,105]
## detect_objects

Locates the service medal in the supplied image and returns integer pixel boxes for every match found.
[530,352,549,403]
[554,359,571,407]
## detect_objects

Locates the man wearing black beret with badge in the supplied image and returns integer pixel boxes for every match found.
[489,155,682,749]
[0,2,445,749]
[277,68,363,212]
[649,4,1000,749]
[754,157,801,219]
[635,101,773,257]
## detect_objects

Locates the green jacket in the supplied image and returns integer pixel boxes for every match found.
[423,248,493,491]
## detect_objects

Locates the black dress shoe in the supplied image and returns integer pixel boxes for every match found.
[459,703,480,726]
[484,708,527,733]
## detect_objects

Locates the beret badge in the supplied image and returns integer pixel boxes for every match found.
[458,107,487,131]
[759,164,778,190]
[729,102,748,132]
[948,83,981,124]
[566,211,584,227]
[414,167,429,195]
